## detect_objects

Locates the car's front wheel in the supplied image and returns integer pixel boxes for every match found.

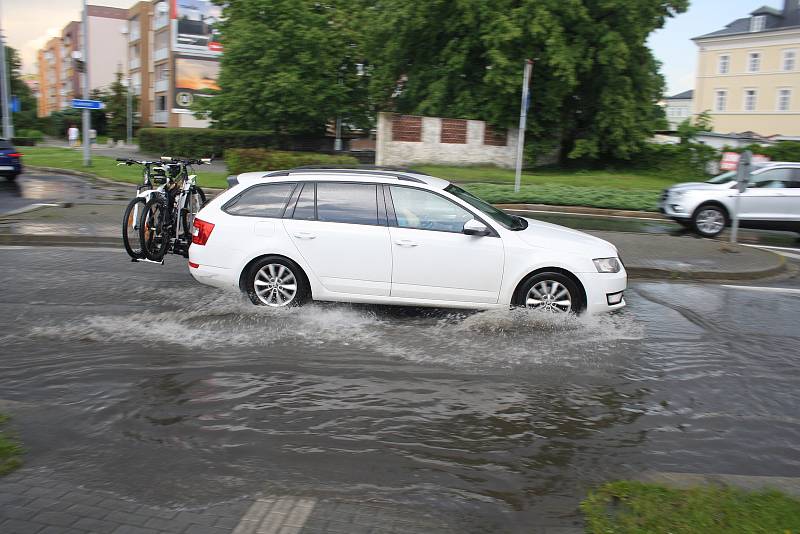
[692,204,728,238]
[514,272,583,314]
[246,257,309,307]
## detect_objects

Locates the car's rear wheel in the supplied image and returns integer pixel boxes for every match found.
[246,257,309,307]
[692,204,728,238]
[514,272,583,314]
[4,174,18,181]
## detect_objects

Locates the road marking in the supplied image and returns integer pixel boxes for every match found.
[742,244,800,261]
[722,285,800,294]
[233,495,317,534]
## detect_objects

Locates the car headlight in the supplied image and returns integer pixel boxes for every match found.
[593,257,621,273]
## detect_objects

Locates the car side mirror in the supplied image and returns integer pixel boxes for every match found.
[463,219,490,236]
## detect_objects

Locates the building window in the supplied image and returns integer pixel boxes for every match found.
[157,95,167,112]
[748,52,761,72]
[750,15,766,32]
[718,55,730,74]
[778,89,792,112]
[783,50,797,71]
[744,89,758,112]
[715,90,728,112]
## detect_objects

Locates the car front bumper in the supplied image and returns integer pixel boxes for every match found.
[579,270,628,314]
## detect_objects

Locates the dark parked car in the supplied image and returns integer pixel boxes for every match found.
[0,139,22,181]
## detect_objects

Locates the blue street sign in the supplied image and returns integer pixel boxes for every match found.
[10,96,20,113]
[71,99,104,110]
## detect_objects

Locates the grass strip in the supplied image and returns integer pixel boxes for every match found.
[581,480,800,533]
[462,183,661,212]
[20,147,228,189]
[0,413,23,476]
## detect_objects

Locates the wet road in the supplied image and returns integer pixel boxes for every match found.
[0,172,133,215]
[1,246,799,532]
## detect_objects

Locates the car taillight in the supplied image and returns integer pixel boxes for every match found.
[191,218,214,245]
[8,153,22,158]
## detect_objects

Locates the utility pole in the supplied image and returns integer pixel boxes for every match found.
[0,0,14,139]
[730,150,752,245]
[514,59,534,193]
[82,0,91,165]
[126,72,133,145]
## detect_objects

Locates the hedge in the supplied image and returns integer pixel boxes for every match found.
[139,128,279,158]
[724,141,800,163]
[225,148,359,174]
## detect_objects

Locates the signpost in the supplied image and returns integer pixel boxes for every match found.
[514,59,534,193]
[730,150,752,245]
[71,99,104,110]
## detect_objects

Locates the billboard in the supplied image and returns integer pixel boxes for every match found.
[171,0,223,56]
[173,56,220,113]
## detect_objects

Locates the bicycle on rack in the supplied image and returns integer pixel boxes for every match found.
[137,157,210,263]
[119,158,174,260]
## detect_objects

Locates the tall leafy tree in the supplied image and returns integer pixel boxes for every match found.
[2,46,38,131]
[102,71,132,140]
[367,0,688,163]
[202,0,370,135]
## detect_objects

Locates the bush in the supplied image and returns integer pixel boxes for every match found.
[139,128,281,158]
[225,148,359,174]
[16,129,44,141]
[11,137,37,146]
[625,142,719,179]
[725,141,800,163]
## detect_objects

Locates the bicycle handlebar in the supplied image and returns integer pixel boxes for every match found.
[160,156,212,165]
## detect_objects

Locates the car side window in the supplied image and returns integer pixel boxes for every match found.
[389,186,474,233]
[224,183,297,217]
[292,182,316,220]
[750,168,794,188]
[316,183,379,225]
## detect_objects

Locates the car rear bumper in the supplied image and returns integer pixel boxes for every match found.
[188,262,237,290]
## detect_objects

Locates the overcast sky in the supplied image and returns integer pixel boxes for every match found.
[1,0,781,96]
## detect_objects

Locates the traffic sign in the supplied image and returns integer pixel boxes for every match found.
[71,99,104,110]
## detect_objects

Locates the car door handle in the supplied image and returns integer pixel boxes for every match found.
[293,232,317,240]
[394,239,419,247]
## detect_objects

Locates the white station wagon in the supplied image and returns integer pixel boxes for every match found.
[189,167,627,314]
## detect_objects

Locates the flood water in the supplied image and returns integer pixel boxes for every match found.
[1,248,800,532]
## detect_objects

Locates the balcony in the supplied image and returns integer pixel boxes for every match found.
[155,79,169,93]
[154,111,168,124]
[154,47,169,62]
[129,57,140,70]
[154,14,169,30]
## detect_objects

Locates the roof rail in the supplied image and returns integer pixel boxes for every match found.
[291,165,431,176]
[282,168,427,184]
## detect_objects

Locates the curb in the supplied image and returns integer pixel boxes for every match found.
[24,166,225,195]
[497,203,664,219]
[0,203,61,217]
[0,234,787,281]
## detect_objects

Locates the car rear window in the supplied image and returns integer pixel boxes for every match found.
[0,140,12,150]
[223,183,297,218]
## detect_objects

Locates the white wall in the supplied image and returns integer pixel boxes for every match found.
[375,112,519,169]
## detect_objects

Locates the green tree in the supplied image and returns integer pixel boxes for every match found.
[676,110,712,144]
[201,0,370,135]
[367,0,688,163]
[2,46,39,131]
[102,71,131,140]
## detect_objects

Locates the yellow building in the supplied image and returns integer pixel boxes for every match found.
[693,1,800,137]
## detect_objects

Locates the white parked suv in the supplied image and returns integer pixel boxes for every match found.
[660,162,800,237]
[188,167,626,314]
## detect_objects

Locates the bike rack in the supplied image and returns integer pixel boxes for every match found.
[131,257,165,265]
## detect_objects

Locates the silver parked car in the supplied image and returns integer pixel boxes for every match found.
[660,162,800,237]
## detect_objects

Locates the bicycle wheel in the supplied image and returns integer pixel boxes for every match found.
[181,186,207,241]
[122,197,147,259]
[138,196,169,261]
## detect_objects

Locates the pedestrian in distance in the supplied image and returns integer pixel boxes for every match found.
[68,125,80,148]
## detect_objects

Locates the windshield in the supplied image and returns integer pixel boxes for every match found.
[706,171,737,184]
[444,184,527,230]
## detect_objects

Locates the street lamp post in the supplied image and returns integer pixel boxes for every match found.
[0,0,14,139]
[514,59,534,193]
[81,0,91,166]
[120,24,132,146]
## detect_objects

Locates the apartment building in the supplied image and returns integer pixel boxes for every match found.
[35,6,127,118]
[126,0,221,128]
[693,0,800,137]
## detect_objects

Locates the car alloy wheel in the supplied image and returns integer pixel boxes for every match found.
[253,263,298,307]
[525,280,573,313]
[695,207,726,236]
